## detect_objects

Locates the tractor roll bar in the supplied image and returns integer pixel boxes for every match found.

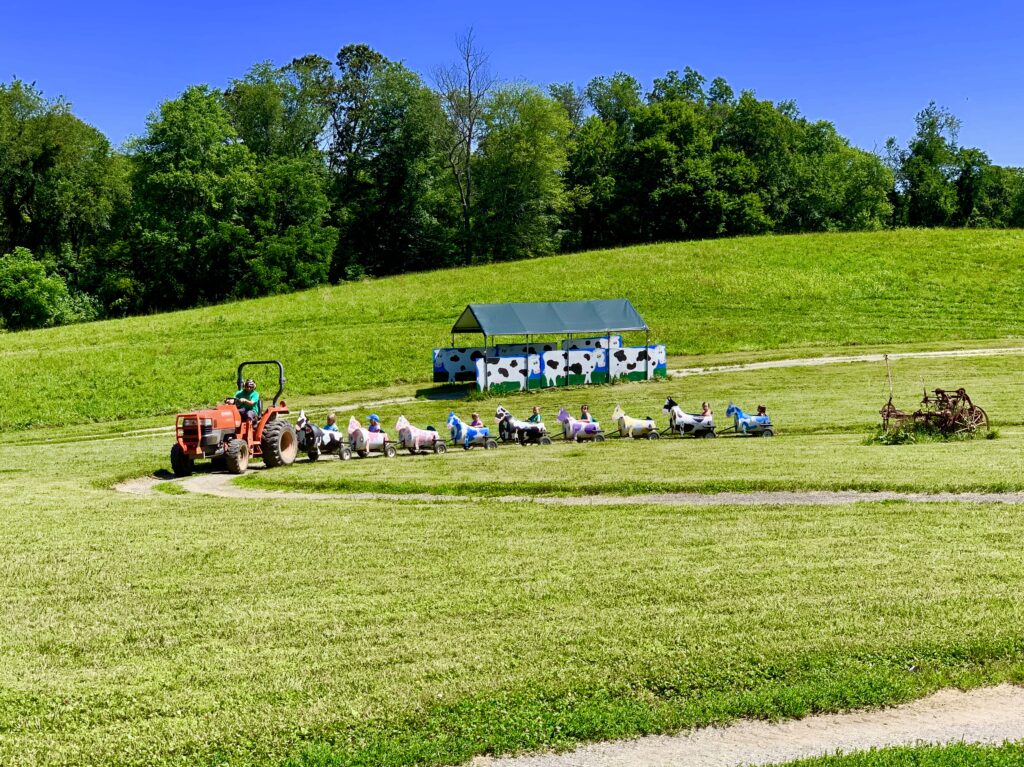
[237,360,286,406]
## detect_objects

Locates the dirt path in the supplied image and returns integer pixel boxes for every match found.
[115,472,1024,506]
[668,345,1024,378]
[469,684,1024,767]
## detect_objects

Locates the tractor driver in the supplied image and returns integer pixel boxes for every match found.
[228,378,261,422]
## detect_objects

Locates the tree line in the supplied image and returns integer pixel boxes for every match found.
[2,37,1023,330]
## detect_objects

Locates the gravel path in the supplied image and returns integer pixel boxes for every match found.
[469,685,1024,767]
[115,472,1024,506]
[668,345,1024,378]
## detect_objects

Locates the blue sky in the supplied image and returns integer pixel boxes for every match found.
[3,1,1022,164]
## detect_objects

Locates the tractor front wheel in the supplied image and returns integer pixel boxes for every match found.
[225,439,250,474]
[170,443,193,477]
[261,419,298,467]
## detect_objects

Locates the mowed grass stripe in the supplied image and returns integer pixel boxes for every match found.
[3,471,1024,765]
[2,229,1024,430]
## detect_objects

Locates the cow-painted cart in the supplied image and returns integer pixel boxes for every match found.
[611,405,660,439]
[719,404,774,437]
[557,407,605,442]
[395,416,447,455]
[448,412,498,450]
[661,398,716,438]
[347,416,398,458]
[495,405,552,445]
[296,411,353,460]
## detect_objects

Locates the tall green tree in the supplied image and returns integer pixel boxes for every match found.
[474,84,571,261]
[128,85,256,309]
[326,47,456,277]
[0,80,128,271]
[886,102,961,227]
[435,30,493,262]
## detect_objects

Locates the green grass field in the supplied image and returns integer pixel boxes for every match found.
[782,743,1024,766]
[3,231,1024,766]
[238,352,1024,497]
[2,229,1024,430]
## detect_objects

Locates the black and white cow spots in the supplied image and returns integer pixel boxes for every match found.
[561,335,622,351]
[609,345,667,380]
[496,343,557,356]
[478,355,530,389]
[542,349,606,386]
[433,347,491,382]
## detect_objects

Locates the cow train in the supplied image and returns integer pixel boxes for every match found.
[292,400,773,462]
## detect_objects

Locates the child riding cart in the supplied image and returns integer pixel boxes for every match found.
[661,398,716,438]
[719,403,774,437]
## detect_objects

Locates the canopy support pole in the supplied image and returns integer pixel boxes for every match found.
[645,329,650,380]
[564,334,571,388]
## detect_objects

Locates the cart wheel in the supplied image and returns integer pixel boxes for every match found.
[539,436,552,446]
[434,441,447,454]
[357,450,369,458]
[485,438,498,450]
[339,447,352,461]
[594,434,606,443]
[761,429,774,438]
[647,431,660,440]
[384,444,397,458]
[705,430,717,438]
[463,443,472,450]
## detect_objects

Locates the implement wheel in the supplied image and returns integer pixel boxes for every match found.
[261,419,298,467]
[434,441,447,454]
[594,434,606,443]
[384,444,398,459]
[225,439,249,474]
[170,443,193,477]
[647,431,660,440]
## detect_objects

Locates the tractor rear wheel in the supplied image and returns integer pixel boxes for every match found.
[225,439,250,474]
[261,419,298,467]
[170,443,193,477]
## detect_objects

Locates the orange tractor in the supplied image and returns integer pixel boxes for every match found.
[170,361,298,476]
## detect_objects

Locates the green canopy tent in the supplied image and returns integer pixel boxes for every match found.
[450,299,652,386]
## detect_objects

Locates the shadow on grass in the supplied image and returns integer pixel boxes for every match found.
[415,383,474,401]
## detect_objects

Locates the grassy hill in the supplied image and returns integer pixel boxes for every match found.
[2,228,1023,430]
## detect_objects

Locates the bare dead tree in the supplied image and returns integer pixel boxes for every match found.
[434,29,493,262]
